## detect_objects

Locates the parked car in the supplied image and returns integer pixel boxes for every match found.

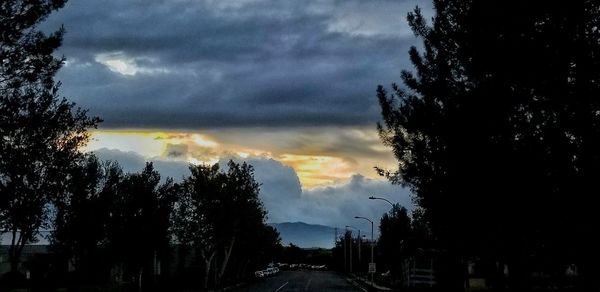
[277,263,289,270]
[255,271,265,278]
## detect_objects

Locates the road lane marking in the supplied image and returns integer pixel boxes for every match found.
[275,281,288,292]
[304,278,312,291]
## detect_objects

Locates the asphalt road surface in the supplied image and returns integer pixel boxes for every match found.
[231,270,363,292]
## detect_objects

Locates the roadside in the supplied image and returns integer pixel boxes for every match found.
[346,273,393,292]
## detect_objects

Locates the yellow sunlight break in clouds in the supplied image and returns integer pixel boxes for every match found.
[85,129,396,189]
[278,154,354,186]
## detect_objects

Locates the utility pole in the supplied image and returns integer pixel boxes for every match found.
[346,225,360,275]
[358,230,361,273]
[369,195,400,285]
[346,231,352,274]
[355,216,375,288]
[343,230,347,273]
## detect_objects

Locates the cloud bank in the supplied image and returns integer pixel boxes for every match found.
[92,148,413,235]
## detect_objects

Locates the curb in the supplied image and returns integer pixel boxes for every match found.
[346,277,369,292]
[347,274,395,292]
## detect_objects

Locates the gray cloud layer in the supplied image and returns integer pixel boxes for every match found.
[92,148,412,235]
[42,0,431,129]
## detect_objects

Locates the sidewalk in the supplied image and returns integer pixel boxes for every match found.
[347,273,393,292]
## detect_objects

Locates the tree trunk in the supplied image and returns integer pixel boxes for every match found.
[9,229,25,273]
[239,259,250,280]
[138,267,143,292]
[200,249,215,290]
[9,228,18,272]
[215,237,236,288]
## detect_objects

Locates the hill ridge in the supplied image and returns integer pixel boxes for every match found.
[270,221,336,249]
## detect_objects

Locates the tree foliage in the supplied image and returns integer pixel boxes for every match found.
[378,204,411,281]
[0,0,100,274]
[51,161,176,289]
[172,161,277,289]
[50,155,118,284]
[105,162,175,289]
[1,2,281,290]
[377,0,600,289]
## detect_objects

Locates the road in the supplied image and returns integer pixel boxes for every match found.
[231,270,363,292]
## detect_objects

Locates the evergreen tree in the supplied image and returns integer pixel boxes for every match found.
[377,1,600,290]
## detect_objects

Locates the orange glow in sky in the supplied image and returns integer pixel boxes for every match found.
[85,128,396,189]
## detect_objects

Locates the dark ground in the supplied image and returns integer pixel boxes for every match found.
[231,270,363,292]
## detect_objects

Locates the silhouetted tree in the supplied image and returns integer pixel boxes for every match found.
[331,230,356,273]
[231,224,281,280]
[172,161,273,289]
[172,163,224,289]
[410,208,433,249]
[215,161,265,286]
[378,204,411,285]
[105,163,175,291]
[50,156,119,285]
[0,0,100,275]
[281,243,306,265]
[377,1,600,290]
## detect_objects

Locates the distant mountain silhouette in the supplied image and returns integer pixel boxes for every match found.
[270,222,336,249]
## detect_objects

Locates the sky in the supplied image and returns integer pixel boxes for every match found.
[41,0,433,235]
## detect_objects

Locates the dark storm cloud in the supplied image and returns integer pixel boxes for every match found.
[43,0,432,129]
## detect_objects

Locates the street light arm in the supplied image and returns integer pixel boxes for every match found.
[355,215,376,287]
[354,216,373,224]
[354,216,374,241]
[368,196,394,207]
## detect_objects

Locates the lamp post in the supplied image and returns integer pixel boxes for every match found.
[369,195,394,207]
[355,216,374,287]
[346,225,361,274]
[369,195,405,287]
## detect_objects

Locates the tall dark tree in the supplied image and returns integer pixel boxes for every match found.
[410,208,432,249]
[50,157,123,285]
[0,0,100,274]
[105,163,175,291]
[220,161,276,284]
[172,163,225,289]
[229,223,281,281]
[377,1,600,290]
[378,204,411,285]
[172,161,273,289]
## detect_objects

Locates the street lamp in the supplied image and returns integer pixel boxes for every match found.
[355,216,374,287]
[369,195,394,207]
[369,195,403,286]
[346,225,361,274]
